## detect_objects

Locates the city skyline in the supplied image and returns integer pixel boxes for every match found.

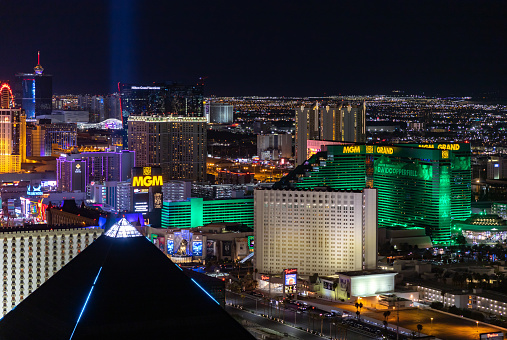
[1,1,506,97]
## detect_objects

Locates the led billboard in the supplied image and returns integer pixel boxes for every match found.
[167,239,174,255]
[192,241,203,256]
[285,274,297,286]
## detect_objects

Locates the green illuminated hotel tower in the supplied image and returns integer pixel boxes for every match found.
[274,143,471,245]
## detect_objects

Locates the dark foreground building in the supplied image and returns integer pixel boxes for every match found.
[0,218,254,340]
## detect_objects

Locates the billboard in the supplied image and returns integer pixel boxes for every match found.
[222,241,232,256]
[206,240,216,257]
[285,274,297,286]
[132,166,162,214]
[167,239,174,255]
[284,268,297,295]
[248,235,254,250]
[192,241,203,256]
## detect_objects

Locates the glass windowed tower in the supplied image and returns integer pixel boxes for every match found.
[274,143,471,245]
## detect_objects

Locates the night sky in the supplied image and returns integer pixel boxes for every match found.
[2,1,506,97]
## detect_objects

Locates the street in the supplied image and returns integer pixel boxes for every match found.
[226,291,376,339]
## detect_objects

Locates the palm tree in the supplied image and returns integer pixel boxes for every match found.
[383,310,391,325]
[332,281,338,301]
[417,324,423,337]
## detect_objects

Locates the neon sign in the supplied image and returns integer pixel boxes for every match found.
[284,268,297,275]
[438,144,460,151]
[131,86,160,90]
[27,184,43,196]
[343,145,360,153]
[376,146,394,154]
[132,176,163,187]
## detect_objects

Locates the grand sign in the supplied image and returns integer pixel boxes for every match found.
[419,143,460,151]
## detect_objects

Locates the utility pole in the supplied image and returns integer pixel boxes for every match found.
[396,298,400,340]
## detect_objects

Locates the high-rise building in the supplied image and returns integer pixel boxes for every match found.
[119,82,204,146]
[128,116,207,181]
[56,150,135,191]
[0,225,103,317]
[254,187,377,276]
[257,134,292,160]
[487,156,507,180]
[295,102,366,164]
[161,197,254,229]
[275,142,471,245]
[205,102,234,124]
[0,83,26,173]
[14,52,52,119]
[116,181,133,212]
[162,181,192,202]
[27,121,77,156]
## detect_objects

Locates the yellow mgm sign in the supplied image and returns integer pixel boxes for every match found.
[133,167,163,187]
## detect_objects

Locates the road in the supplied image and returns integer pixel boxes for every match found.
[226,292,376,339]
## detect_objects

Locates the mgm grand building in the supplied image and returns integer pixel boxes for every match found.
[274,142,471,245]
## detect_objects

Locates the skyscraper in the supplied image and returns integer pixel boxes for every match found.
[0,83,26,173]
[119,82,204,146]
[14,52,52,119]
[128,116,207,182]
[254,187,377,276]
[275,142,471,245]
[56,150,135,192]
[295,101,366,164]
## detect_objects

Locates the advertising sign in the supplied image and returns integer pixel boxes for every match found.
[222,241,232,257]
[192,241,203,256]
[248,235,254,250]
[132,166,162,214]
[284,268,297,296]
[206,240,216,257]
[167,240,174,255]
[480,333,504,340]
[285,274,297,286]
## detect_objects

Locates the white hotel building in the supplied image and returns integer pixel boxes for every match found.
[254,187,377,276]
[1,226,103,316]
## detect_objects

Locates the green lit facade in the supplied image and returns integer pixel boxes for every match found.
[161,198,254,229]
[274,143,471,245]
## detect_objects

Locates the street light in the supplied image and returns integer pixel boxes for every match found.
[430,317,434,335]
[476,321,479,339]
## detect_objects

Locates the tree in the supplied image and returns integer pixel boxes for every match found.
[417,324,423,337]
[332,281,338,301]
[383,310,391,324]
[456,234,467,246]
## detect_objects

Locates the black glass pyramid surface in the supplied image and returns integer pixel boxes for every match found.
[0,221,255,339]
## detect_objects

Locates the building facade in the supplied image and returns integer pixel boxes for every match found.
[275,143,471,245]
[254,187,377,276]
[56,150,135,192]
[205,102,234,124]
[0,226,103,316]
[161,197,254,229]
[14,53,52,119]
[162,181,192,202]
[257,134,292,160]
[0,86,26,173]
[128,116,206,181]
[295,102,366,164]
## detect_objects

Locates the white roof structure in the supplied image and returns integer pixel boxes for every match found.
[104,218,143,238]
